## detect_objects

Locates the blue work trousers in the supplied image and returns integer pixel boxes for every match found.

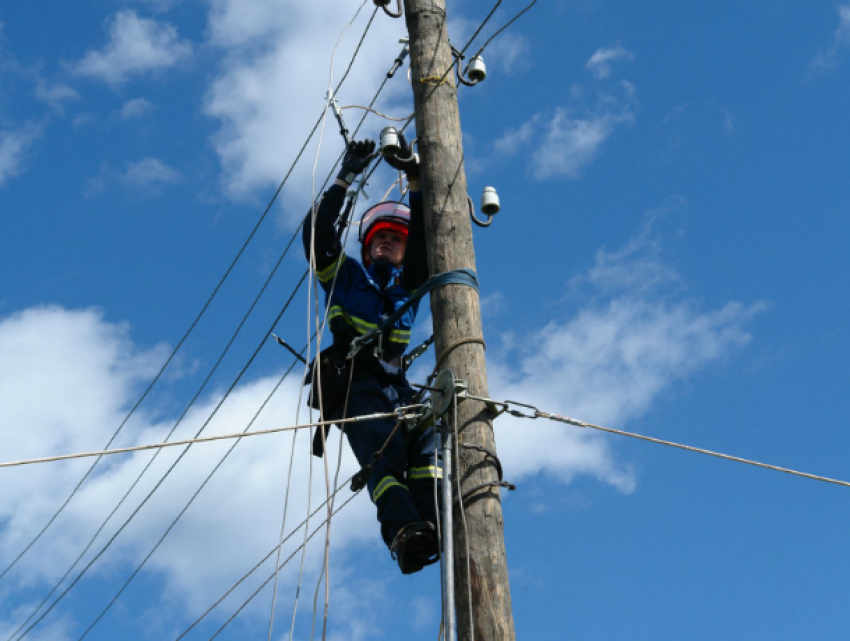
[334,364,442,547]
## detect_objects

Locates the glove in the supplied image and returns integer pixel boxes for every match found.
[337,139,377,185]
[383,132,419,179]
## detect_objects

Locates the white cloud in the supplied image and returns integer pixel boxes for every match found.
[569,199,684,296]
[74,10,193,85]
[0,123,42,188]
[532,106,633,179]
[493,118,536,156]
[494,57,636,180]
[811,4,850,70]
[0,305,373,634]
[490,221,762,492]
[496,103,634,180]
[121,157,181,186]
[34,82,80,113]
[120,97,154,119]
[203,0,412,219]
[0,213,760,634]
[585,42,633,79]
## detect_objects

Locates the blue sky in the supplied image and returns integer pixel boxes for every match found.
[1,1,849,639]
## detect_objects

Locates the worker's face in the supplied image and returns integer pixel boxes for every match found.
[369,230,406,265]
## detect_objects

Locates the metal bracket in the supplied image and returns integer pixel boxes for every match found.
[457,384,505,419]
[404,369,464,433]
[430,369,458,415]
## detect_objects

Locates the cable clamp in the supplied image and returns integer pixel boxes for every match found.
[532,409,589,428]
[388,39,410,78]
[326,90,351,146]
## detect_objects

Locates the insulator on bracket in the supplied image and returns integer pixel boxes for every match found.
[481,186,500,215]
[380,126,401,157]
[465,56,487,83]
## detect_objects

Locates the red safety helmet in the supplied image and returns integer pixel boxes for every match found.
[359,201,410,264]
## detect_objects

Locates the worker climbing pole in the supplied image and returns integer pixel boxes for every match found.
[401,0,517,639]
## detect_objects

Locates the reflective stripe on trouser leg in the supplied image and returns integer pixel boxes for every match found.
[340,376,422,547]
[405,424,443,525]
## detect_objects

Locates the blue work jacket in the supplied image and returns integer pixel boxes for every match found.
[304,185,427,359]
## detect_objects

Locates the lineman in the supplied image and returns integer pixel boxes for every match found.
[303,135,441,574]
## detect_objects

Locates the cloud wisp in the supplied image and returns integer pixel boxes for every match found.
[585,42,634,79]
[121,157,181,188]
[494,44,635,180]
[810,4,850,71]
[0,123,43,189]
[73,10,193,85]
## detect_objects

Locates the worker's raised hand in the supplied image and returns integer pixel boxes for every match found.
[337,139,377,185]
[383,132,419,179]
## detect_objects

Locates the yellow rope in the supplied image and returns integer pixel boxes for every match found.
[419,74,451,86]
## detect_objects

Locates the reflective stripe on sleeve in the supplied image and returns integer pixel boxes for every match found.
[316,253,346,283]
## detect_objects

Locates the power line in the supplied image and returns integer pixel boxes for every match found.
[0,7,382,588]
[76,351,310,641]
[468,396,850,490]
[0,406,425,470]
[174,478,360,640]
[10,2,536,636]
[7,264,308,641]
[15,275,312,640]
[7,4,387,634]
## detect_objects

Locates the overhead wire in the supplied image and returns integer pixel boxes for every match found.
[75,349,310,641]
[468,0,538,60]
[7,227,311,641]
[276,5,374,639]
[9,3,390,637]
[14,1,540,637]
[174,478,361,640]
[15,272,312,640]
[0,0,385,590]
[4,395,849,492]
[210,490,361,641]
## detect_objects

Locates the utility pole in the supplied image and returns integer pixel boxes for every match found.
[402,1,516,639]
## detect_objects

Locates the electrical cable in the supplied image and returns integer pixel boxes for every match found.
[469,0,538,60]
[0,407,427,495]
[208,490,360,641]
[15,275,311,640]
[93,2,530,635]
[303,4,368,632]
[76,352,307,641]
[341,104,414,121]
[11,3,387,635]
[399,0,537,139]
[453,399,475,641]
[0,2,384,591]
[174,479,361,640]
[7,229,310,641]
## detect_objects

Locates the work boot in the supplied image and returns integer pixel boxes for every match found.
[390,521,440,574]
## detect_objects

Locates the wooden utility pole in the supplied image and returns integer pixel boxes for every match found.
[402,1,516,639]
